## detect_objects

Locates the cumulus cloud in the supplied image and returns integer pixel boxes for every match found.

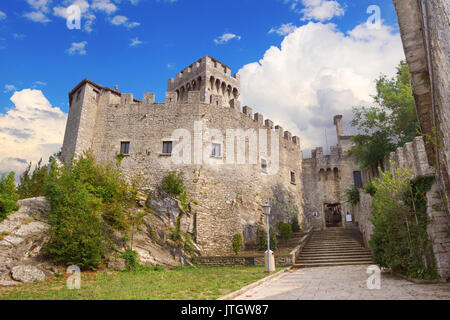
[24,11,51,23]
[66,41,87,55]
[214,33,242,45]
[24,0,52,23]
[0,89,67,176]
[238,21,404,157]
[0,11,6,21]
[111,15,140,28]
[269,23,297,36]
[91,0,118,14]
[286,0,345,21]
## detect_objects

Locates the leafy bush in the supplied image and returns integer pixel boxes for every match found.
[161,171,185,196]
[345,184,360,205]
[232,234,243,256]
[17,159,48,199]
[369,166,437,280]
[0,172,19,222]
[257,226,277,251]
[278,222,292,241]
[291,215,300,233]
[120,248,139,271]
[363,181,377,196]
[43,151,137,270]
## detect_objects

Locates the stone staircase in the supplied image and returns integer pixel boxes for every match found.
[294,228,373,268]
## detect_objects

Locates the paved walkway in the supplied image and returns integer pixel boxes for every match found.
[234,265,450,300]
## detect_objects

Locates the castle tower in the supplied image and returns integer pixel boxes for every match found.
[167,56,240,108]
[61,80,102,162]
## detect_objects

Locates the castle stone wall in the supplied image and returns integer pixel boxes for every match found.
[393,0,450,210]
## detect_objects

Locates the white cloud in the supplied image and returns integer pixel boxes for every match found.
[111,15,140,28]
[286,0,345,21]
[0,89,67,176]
[91,0,118,14]
[129,37,143,47]
[238,21,404,156]
[269,23,297,36]
[66,41,87,55]
[26,0,52,13]
[0,11,6,21]
[24,0,53,23]
[214,33,242,45]
[4,85,17,93]
[33,81,47,87]
[24,11,51,23]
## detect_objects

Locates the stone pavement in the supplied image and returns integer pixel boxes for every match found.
[234,265,450,300]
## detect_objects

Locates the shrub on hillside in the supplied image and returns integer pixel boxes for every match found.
[0,172,19,222]
[161,171,185,196]
[43,151,138,270]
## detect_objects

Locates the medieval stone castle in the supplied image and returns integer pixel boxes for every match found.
[60,52,448,279]
[61,55,363,256]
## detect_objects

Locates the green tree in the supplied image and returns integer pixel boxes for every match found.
[0,172,19,222]
[43,151,139,270]
[17,159,48,199]
[349,62,419,168]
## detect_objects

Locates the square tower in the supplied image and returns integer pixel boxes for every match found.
[167,56,240,107]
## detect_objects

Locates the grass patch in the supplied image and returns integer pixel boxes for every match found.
[0,266,274,300]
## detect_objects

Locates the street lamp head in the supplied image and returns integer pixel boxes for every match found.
[262,201,271,216]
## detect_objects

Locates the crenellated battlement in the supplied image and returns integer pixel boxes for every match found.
[167,56,240,108]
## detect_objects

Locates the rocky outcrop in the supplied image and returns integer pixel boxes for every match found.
[0,197,54,286]
[0,192,200,286]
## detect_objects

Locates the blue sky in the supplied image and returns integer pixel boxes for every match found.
[0,0,399,109]
[0,0,405,175]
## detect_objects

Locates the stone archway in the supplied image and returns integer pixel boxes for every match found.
[324,203,342,228]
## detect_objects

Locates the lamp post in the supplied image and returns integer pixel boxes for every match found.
[262,201,274,273]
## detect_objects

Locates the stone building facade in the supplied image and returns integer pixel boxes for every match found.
[393,0,450,211]
[302,115,361,230]
[61,56,305,256]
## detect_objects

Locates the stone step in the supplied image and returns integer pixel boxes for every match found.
[297,255,373,262]
[299,252,373,258]
[296,257,374,264]
[303,245,364,250]
[293,261,374,268]
[306,242,360,246]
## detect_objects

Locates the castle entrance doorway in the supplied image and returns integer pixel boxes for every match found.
[324,203,342,228]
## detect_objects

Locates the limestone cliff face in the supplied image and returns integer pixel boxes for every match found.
[0,194,197,286]
[0,197,54,286]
